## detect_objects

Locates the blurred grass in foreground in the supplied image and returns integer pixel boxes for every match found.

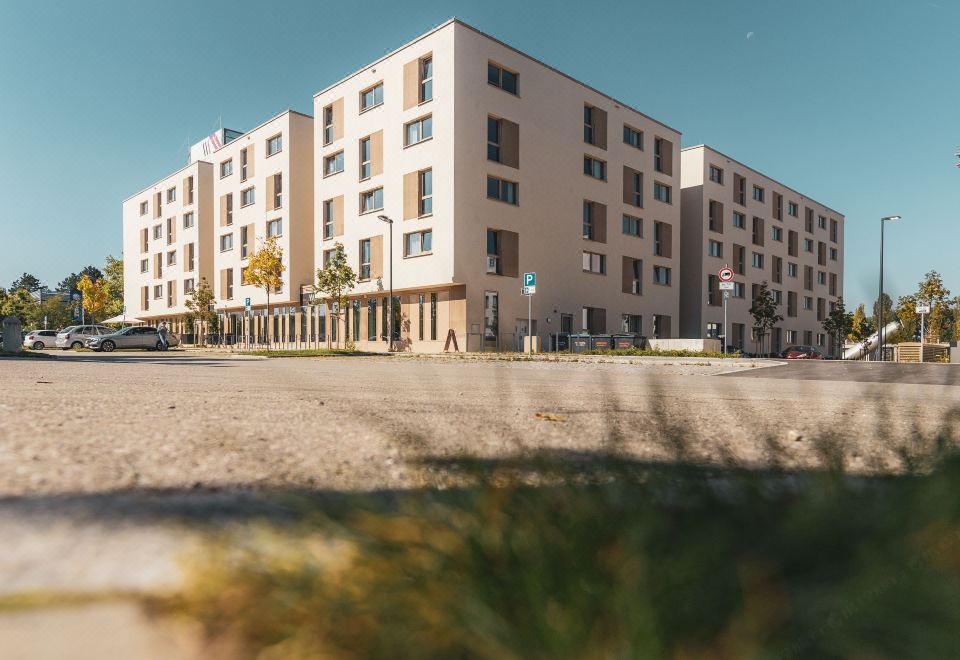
[158,444,960,659]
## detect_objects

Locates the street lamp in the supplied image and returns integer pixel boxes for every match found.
[877,215,902,361]
[377,214,394,352]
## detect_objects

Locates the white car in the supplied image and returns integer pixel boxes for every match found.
[56,325,113,350]
[23,329,59,350]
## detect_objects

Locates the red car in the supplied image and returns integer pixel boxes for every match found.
[780,345,824,359]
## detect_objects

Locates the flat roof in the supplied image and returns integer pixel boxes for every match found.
[682,144,844,218]
[312,18,681,136]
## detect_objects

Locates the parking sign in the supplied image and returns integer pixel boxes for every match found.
[523,272,536,288]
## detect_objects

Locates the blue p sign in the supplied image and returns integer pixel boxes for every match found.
[523,272,536,287]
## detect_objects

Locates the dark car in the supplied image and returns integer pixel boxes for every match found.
[780,345,824,360]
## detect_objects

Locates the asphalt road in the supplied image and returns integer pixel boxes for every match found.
[724,360,960,386]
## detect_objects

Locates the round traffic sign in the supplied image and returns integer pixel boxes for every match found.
[718,267,734,282]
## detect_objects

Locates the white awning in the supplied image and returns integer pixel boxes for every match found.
[100,314,146,325]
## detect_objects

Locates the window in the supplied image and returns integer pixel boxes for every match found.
[323,249,335,268]
[154,285,163,299]
[430,293,437,340]
[752,217,764,246]
[830,247,838,261]
[488,62,518,94]
[733,282,745,298]
[584,156,606,180]
[803,296,813,310]
[267,218,282,238]
[266,134,282,156]
[652,265,671,285]
[405,230,432,257]
[139,201,148,215]
[271,173,282,209]
[368,299,378,341]
[420,56,433,102]
[184,279,194,294]
[225,194,233,225]
[582,251,606,274]
[788,262,798,278]
[167,250,176,266]
[732,211,745,229]
[324,151,344,176]
[804,238,814,252]
[166,217,175,244]
[220,233,233,252]
[322,104,334,145]
[359,239,371,280]
[622,214,642,237]
[752,185,765,202]
[653,221,668,257]
[186,242,195,271]
[622,314,641,334]
[484,291,499,340]
[323,199,334,239]
[360,137,372,179]
[240,147,250,181]
[709,165,723,184]
[654,138,666,173]
[360,187,384,213]
[140,259,148,273]
[752,252,764,268]
[708,240,723,258]
[771,226,783,241]
[166,187,176,203]
[419,169,433,215]
[153,224,162,240]
[486,229,501,274]
[487,176,518,204]
[183,212,194,229]
[626,170,642,207]
[653,182,672,203]
[225,269,234,299]
[582,201,595,240]
[708,200,723,232]
[706,322,721,338]
[360,82,384,111]
[788,201,798,217]
[487,116,501,162]
[817,271,827,285]
[405,115,432,146]
[771,289,782,305]
[623,125,643,149]
[240,226,249,259]
[734,174,746,205]
[220,159,233,178]
[626,258,642,295]
[830,219,839,243]
[818,215,827,229]
[240,187,255,207]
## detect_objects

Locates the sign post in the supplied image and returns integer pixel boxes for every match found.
[522,272,536,354]
[718,266,735,352]
[916,302,930,362]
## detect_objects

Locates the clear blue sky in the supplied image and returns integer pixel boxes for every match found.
[1,0,957,307]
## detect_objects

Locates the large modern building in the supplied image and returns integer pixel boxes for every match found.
[679,145,844,353]
[313,19,681,351]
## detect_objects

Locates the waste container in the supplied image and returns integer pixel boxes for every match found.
[570,334,591,353]
[552,332,570,351]
[611,335,636,350]
[590,335,613,351]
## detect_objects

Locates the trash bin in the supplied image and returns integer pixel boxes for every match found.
[570,334,591,353]
[552,332,570,351]
[590,335,613,351]
[611,335,636,350]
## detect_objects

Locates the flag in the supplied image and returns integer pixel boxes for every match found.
[200,130,223,156]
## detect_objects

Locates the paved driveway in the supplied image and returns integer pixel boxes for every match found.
[724,361,960,386]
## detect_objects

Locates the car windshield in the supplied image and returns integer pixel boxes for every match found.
[61,326,78,333]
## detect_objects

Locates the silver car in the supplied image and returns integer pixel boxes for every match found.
[23,329,59,350]
[56,325,113,350]
[85,326,180,352]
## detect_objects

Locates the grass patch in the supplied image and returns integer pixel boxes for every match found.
[579,347,742,358]
[159,446,960,658]
[242,348,374,358]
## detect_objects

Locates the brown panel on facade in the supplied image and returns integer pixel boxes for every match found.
[332,195,344,236]
[500,119,520,168]
[245,145,255,179]
[182,176,191,205]
[592,107,607,150]
[154,254,162,279]
[370,235,384,280]
[621,256,634,294]
[622,166,638,205]
[141,287,148,311]
[370,130,383,177]
[220,269,227,299]
[332,98,344,141]
[658,138,674,175]
[659,222,673,258]
[403,59,419,110]
[140,228,148,253]
[403,171,419,219]
[169,282,177,308]
[154,192,162,219]
[500,230,519,278]
[710,200,724,234]
[594,202,607,243]
[219,195,228,227]
[168,217,176,243]
[266,175,276,211]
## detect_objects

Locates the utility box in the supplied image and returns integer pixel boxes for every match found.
[522,335,540,352]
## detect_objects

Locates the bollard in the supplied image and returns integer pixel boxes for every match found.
[2,316,23,353]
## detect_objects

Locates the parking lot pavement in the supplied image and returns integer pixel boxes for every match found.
[723,360,960,386]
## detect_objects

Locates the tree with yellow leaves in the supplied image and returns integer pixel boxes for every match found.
[246,235,285,327]
[77,274,108,324]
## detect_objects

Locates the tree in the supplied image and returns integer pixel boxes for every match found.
[850,304,868,341]
[58,265,104,295]
[916,270,951,342]
[1,288,40,326]
[822,297,853,358]
[748,281,783,357]
[185,278,216,345]
[10,273,43,293]
[246,236,286,335]
[102,255,124,318]
[872,292,895,330]
[76,274,108,324]
[315,242,357,349]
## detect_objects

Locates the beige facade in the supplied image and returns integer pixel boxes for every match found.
[679,145,845,353]
[313,19,682,352]
[122,160,213,326]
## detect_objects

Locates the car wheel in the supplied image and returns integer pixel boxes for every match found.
[155,341,164,351]
[32,341,44,350]
[71,341,83,350]
[101,341,116,353]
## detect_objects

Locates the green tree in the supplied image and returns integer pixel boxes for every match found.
[102,255,124,318]
[916,270,950,342]
[315,242,357,349]
[872,292,895,330]
[10,273,43,293]
[246,236,286,329]
[822,297,853,358]
[1,288,40,326]
[37,295,74,329]
[185,278,216,345]
[748,281,783,357]
[77,274,108,324]
[850,304,867,341]
[58,265,104,295]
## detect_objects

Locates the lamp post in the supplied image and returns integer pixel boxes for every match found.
[877,215,901,361]
[377,215,394,352]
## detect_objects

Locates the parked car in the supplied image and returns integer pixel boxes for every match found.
[56,325,114,350]
[780,345,824,360]
[23,329,60,350]
[85,326,180,352]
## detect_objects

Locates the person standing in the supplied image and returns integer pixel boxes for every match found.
[158,321,169,351]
